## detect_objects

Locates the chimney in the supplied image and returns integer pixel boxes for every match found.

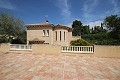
[45,20,49,23]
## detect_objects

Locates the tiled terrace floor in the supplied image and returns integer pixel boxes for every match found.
[0,52,120,80]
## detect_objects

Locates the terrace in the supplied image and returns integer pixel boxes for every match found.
[0,52,120,80]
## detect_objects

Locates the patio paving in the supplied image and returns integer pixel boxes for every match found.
[0,52,120,80]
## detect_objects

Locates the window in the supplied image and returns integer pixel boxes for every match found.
[46,30,49,36]
[60,31,61,41]
[55,31,57,41]
[43,30,45,36]
[64,31,65,41]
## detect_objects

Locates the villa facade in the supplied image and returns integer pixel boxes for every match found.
[26,21,81,46]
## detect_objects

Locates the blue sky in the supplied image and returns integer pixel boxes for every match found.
[0,0,120,28]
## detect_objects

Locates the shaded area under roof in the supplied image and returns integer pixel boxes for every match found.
[29,38,45,44]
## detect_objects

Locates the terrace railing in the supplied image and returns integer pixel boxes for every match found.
[10,44,32,51]
[61,46,94,53]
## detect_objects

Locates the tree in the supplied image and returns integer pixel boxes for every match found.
[72,20,83,36]
[104,15,120,39]
[83,25,90,35]
[0,12,26,43]
[91,25,107,34]
[104,15,120,30]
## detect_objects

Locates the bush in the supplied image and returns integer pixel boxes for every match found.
[10,38,24,44]
[70,39,93,46]
[82,33,109,40]
[0,36,9,43]
[82,33,120,45]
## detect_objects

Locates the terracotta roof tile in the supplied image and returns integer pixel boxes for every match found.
[25,22,54,27]
[25,22,72,31]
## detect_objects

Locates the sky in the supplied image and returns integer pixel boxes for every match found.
[0,0,120,28]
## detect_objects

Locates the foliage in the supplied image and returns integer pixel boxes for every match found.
[82,25,90,35]
[82,33,108,40]
[72,20,90,36]
[81,15,120,45]
[104,15,120,30]
[0,12,26,43]
[82,33,120,45]
[104,15,120,40]
[70,39,93,46]
[11,38,25,44]
[91,26,107,34]
[0,35,8,43]
[72,20,83,36]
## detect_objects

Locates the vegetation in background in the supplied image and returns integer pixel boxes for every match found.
[72,20,90,36]
[72,15,120,45]
[91,25,107,34]
[0,12,26,44]
[72,20,83,36]
[70,39,93,46]
[104,15,120,40]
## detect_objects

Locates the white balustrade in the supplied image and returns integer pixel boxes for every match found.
[61,46,94,53]
[10,44,32,51]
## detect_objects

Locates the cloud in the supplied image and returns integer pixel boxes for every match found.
[111,0,120,14]
[82,0,120,24]
[65,22,72,27]
[0,0,15,9]
[101,0,120,19]
[82,0,98,18]
[84,20,102,29]
[56,0,71,18]
[111,0,117,7]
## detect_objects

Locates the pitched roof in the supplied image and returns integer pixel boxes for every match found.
[25,22,54,28]
[54,24,73,31]
[25,22,72,31]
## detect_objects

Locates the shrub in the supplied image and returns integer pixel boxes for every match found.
[82,33,120,45]
[0,36,9,43]
[70,39,93,46]
[10,38,24,44]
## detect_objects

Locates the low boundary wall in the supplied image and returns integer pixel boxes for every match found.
[94,45,120,58]
[0,43,120,58]
[0,43,10,52]
[32,44,61,55]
